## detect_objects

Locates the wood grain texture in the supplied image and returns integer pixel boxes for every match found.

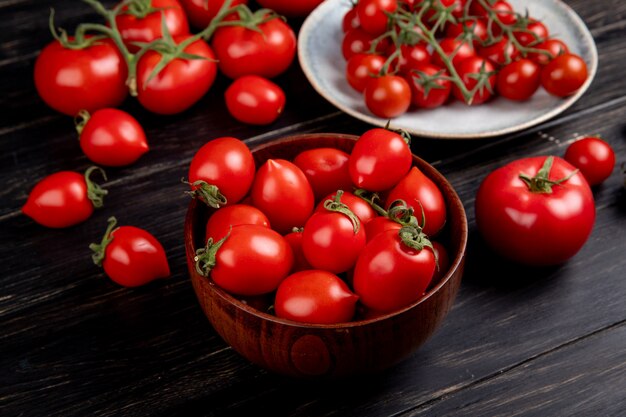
[1,0,625,416]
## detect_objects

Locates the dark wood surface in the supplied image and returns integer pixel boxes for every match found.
[1,0,625,415]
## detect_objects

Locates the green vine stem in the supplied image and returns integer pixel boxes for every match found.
[354,188,388,217]
[74,109,91,135]
[398,225,438,268]
[519,156,578,194]
[322,190,361,234]
[89,216,118,266]
[184,179,228,209]
[84,166,108,208]
[194,231,230,277]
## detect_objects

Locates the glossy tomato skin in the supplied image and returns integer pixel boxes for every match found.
[315,191,377,224]
[353,229,436,312]
[475,156,595,265]
[514,20,548,47]
[356,0,398,36]
[103,226,170,287]
[364,216,402,242]
[188,137,255,206]
[478,38,519,66]
[388,44,431,74]
[210,225,294,295]
[346,53,386,92]
[386,167,447,237]
[342,8,360,32]
[180,0,246,29]
[342,28,387,60]
[349,128,412,192]
[205,204,270,241]
[256,0,324,17]
[430,241,450,286]
[528,39,569,66]
[225,75,286,125]
[293,148,352,201]
[34,39,127,116]
[405,63,451,109]
[79,109,148,167]
[541,54,588,97]
[23,171,95,228]
[564,137,616,186]
[470,0,515,25]
[496,59,541,101]
[211,17,296,79]
[251,159,315,234]
[275,270,358,324]
[452,56,496,105]
[363,75,411,119]
[431,38,476,69]
[116,0,189,52]
[284,230,312,272]
[445,19,488,46]
[137,36,217,114]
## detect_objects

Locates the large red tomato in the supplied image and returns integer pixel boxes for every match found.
[475,156,595,265]
[293,148,353,201]
[255,0,324,17]
[179,0,247,29]
[205,204,270,241]
[34,38,127,116]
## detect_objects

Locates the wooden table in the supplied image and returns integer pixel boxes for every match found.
[2,1,625,415]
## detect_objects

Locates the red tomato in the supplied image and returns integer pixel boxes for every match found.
[431,38,476,69]
[445,19,488,45]
[315,191,377,224]
[496,59,541,101]
[475,156,595,265]
[470,0,516,25]
[452,56,496,105]
[353,228,436,312]
[386,167,447,237]
[356,0,397,36]
[302,201,367,274]
[342,28,388,60]
[528,39,569,66]
[211,16,296,79]
[388,43,431,74]
[34,38,127,116]
[430,241,450,286]
[343,8,360,32]
[196,224,294,295]
[346,53,386,92]
[179,0,247,29]
[405,63,451,109]
[22,167,107,228]
[256,0,324,17]
[514,20,549,47]
[251,159,315,234]
[275,270,358,324]
[564,137,616,186]
[137,36,217,114]
[90,217,170,287]
[349,128,412,192]
[284,230,313,272]
[478,38,519,66]
[293,148,352,201]
[225,75,285,125]
[364,216,402,242]
[77,109,148,167]
[115,0,189,52]
[364,75,411,118]
[205,204,270,241]
[188,137,255,208]
[541,54,588,97]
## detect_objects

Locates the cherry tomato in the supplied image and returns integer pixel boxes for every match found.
[293,148,353,201]
[179,0,246,29]
[77,109,148,167]
[353,228,436,312]
[478,38,519,66]
[315,191,377,224]
[225,75,286,125]
[136,36,217,114]
[284,229,313,272]
[475,156,595,265]
[564,137,616,186]
[22,167,107,228]
[188,137,255,208]
[452,56,496,105]
[528,39,569,66]
[349,127,412,191]
[302,199,367,274]
[342,28,388,60]
[211,16,296,79]
[364,216,402,242]
[496,59,541,101]
[514,20,549,47]
[205,204,270,241]
[115,0,189,52]
[386,166,447,237]
[275,270,358,324]
[343,7,360,32]
[196,224,294,295]
[90,217,170,287]
[541,53,588,97]
[388,43,431,74]
[405,63,451,109]
[34,38,127,116]
[364,75,411,118]
[445,19,488,46]
[431,38,476,69]
[251,159,315,234]
[255,0,324,17]
[356,0,397,36]
[346,53,386,92]
[470,0,516,25]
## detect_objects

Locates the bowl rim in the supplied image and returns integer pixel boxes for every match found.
[186,133,468,329]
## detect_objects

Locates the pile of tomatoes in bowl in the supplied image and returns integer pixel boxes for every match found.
[342,0,590,118]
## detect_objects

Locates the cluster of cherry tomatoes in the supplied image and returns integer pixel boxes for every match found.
[342,0,590,118]
[189,129,452,324]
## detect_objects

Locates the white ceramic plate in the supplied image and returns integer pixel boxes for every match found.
[298,0,598,139]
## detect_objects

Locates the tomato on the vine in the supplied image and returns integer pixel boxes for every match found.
[445,19,488,46]
[541,53,588,97]
[255,0,324,17]
[470,0,516,25]
[475,156,595,265]
[478,38,519,66]
[405,63,451,109]
[388,43,431,74]
[346,53,386,92]
[179,0,246,29]
[514,19,548,47]
[342,28,388,60]
[356,0,398,36]
[564,137,616,186]
[225,75,286,125]
[342,7,360,32]
[452,56,496,105]
[364,75,412,118]
[77,108,148,167]
[496,59,541,101]
[205,204,270,241]
[528,39,569,66]
[431,38,476,69]
[293,148,353,201]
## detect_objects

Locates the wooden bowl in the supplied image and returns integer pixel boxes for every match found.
[185,134,468,378]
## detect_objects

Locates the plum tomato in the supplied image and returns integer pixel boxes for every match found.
[284,229,313,272]
[205,204,270,242]
[541,54,588,97]
[496,59,541,101]
[405,63,451,109]
[429,241,450,287]
[452,56,496,105]
[346,53,386,92]
[564,137,616,186]
[364,216,402,242]
[293,148,353,201]
[356,0,398,36]
[363,75,411,119]
[315,191,377,224]
[225,75,286,125]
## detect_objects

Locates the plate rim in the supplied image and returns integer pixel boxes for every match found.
[297,0,599,140]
